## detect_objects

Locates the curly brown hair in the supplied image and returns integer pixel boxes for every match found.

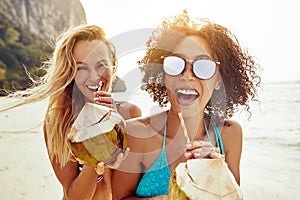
[139,10,261,119]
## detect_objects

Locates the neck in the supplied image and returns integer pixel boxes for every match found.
[168,108,206,142]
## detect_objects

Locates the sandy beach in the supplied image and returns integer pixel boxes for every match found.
[0,85,299,200]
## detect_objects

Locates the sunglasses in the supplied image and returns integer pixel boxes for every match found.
[163,55,220,80]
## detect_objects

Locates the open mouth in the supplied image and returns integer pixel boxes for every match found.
[176,89,199,105]
[86,85,98,92]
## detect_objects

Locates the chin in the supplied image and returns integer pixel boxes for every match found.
[172,100,199,117]
[180,105,201,118]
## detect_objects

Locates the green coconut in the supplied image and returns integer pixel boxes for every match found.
[168,159,243,200]
[67,103,127,167]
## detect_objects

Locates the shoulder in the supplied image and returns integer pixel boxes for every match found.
[126,111,167,137]
[221,119,243,151]
[223,119,242,134]
[116,101,142,120]
[125,111,167,151]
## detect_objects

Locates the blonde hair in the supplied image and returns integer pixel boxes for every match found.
[0,24,117,167]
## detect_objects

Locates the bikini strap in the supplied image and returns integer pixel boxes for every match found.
[204,119,225,156]
[212,122,225,155]
[204,120,211,142]
[162,116,168,150]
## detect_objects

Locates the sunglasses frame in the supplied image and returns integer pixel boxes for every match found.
[162,55,220,80]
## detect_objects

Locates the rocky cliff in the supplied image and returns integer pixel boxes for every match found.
[0,0,86,40]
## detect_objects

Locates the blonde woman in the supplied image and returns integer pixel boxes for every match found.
[0,24,141,199]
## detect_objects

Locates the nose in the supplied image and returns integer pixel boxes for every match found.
[180,62,195,81]
[89,68,100,82]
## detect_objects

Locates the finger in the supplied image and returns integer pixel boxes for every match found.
[187,146,215,158]
[193,151,210,158]
[95,162,105,175]
[107,147,130,169]
[122,147,130,159]
[213,147,221,154]
[94,96,113,103]
[184,151,193,159]
[208,151,225,160]
[95,102,116,110]
[187,146,214,155]
[94,97,118,111]
[94,91,112,98]
[185,140,213,150]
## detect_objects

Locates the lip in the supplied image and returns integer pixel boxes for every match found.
[175,88,200,106]
[86,81,105,92]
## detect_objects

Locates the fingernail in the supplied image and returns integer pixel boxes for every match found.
[98,162,104,167]
[195,152,201,157]
[186,143,192,148]
[184,152,192,157]
[120,153,124,158]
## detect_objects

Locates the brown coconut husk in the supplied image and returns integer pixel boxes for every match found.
[168,159,243,200]
[67,103,127,167]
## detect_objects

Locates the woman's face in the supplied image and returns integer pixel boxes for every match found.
[74,40,114,103]
[164,35,220,116]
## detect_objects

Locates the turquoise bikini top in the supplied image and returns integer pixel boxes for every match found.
[135,116,225,198]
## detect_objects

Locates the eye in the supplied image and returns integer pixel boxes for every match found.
[95,61,110,70]
[77,65,88,71]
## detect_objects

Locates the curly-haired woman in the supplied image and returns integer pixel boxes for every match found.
[112,10,261,199]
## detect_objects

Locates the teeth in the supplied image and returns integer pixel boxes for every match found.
[177,89,198,95]
[87,86,98,90]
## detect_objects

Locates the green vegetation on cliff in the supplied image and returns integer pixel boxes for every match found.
[0,13,127,95]
[0,13,52,95]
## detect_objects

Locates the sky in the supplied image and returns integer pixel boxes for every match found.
[80,0,300,83]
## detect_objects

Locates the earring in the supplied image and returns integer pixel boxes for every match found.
[215,83,221,90]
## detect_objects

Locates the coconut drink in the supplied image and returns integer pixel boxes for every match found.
[168,159,243,200]
[67,103,127,167]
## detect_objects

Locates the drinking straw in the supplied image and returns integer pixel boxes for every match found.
[97,81,103,91]
[178,112,191,144]
[94,81,103,103]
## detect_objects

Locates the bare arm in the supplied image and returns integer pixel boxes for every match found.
[222,120,243,185]
[111,134,143,200]
[43,126,111,200]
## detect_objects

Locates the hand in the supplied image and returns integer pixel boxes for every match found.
[94,90,118,111]
[105,147,130,169]
[94,147,129,175]
[184,140,224,160]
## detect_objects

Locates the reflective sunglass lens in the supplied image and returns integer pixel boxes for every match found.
[163,56,185,76]
[193,60,216,79]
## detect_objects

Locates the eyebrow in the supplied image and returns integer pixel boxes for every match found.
[76,61,87,65]
[173,53,212,60]
[76,59,110,65]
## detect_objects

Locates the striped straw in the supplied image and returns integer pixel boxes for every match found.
[178,112,191,144]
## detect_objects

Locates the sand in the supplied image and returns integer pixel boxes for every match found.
[0,100,299,200]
